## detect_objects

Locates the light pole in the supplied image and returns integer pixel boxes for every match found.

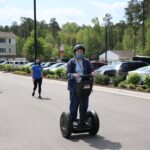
[105,26,108,62]
[33,0,37,62]
[103,13,112,62]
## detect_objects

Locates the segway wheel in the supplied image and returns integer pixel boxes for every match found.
[86,110,100,135]
[60,112,73,138]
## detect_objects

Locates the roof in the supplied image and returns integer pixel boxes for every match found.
[0,32,17,38]
[110,50,134,58]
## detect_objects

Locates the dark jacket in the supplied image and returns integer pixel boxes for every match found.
[67,57,94,91]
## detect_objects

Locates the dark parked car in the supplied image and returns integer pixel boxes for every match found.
[132,56,150,64]
[102,61,148,78]
[0,60,4,64]
[90,61,107,70]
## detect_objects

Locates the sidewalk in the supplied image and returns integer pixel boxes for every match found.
[44,77,150,100]
[93,85,150,100]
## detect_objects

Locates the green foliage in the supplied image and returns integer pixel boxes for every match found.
[145,88,150,93]
[46,74,59,79]
[145,75,150,88]
[0,64,5,70]
[18,66,31,74]
[127,73,141,85]
[61,70,67,79]
[136,86,144,92]
[76,26,104,59]
[143,18,150,56]
[14,71,27,75]
[42,70,55,77]
[122,26,134,50]
[3,64,14,72]
[44,68,67,79]
[23,31,46,61]
[118,81,128,88]
[112,75,125,87]
[55,68,65,78]
[94,75,109,85]
[127,83,136,89]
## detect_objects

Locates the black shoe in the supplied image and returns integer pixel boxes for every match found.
[38,95,42,99]
[32,91,35,96]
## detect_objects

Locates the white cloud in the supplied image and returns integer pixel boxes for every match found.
[0,0,127,26]
[0,6,33,25]
[0,0,6,2]
[89,0,128,24]
[0,6,83,26]
[89,1,127,11]
[37,8,83,24]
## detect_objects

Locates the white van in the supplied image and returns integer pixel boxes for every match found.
[11,61,27,67]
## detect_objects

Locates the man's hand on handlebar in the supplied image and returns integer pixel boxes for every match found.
[73,73,80,78]
[73,71,97,78]
[91,71,97,76]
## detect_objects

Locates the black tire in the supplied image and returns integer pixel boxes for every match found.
[86,110,100,135]
[60,112,73,138]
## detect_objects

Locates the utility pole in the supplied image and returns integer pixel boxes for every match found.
[34,0,37,62]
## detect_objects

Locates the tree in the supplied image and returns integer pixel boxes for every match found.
[3,25,10,32]
[16,37,26,57]
[10,21,19,35]
[113,20,127,49]
[122,26,134,50]
[23,32,46,61]
[49,18,60,40]
[0,25,3,31]
[143,18,150,56]
[125,0,143,25]
[20,17,34,38]
[59,22,79,46]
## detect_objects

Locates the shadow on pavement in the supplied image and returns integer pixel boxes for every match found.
[34,97,51,100]
[69,134,122,150]
[40,97,51,100]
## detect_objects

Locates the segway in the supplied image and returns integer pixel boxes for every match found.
[60,75,100,138]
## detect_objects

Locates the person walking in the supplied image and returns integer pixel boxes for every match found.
[31,59,43,99]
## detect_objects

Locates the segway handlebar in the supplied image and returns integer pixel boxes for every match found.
[79,74,93,78]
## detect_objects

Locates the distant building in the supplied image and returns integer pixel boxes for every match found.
[0,32,17,61]
[99,50,134,62]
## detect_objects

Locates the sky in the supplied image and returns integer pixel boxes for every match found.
[0,0,130,26]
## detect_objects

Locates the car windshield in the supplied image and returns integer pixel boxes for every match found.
[58,63,67,68]
[144,67,150,73]
[43,62,51,67]
[96,63,118,72]
[49,63,64,69]
[114,62,125,70]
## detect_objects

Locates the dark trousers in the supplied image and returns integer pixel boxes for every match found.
[33,78,42,95]
[69,90,89,122]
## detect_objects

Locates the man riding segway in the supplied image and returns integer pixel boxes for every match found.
[60,44,99,138]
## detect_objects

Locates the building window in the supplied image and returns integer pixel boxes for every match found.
[0,48,6,53]
[9,39,11,43]
[0,38,6,43]
[9,48,11,53]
